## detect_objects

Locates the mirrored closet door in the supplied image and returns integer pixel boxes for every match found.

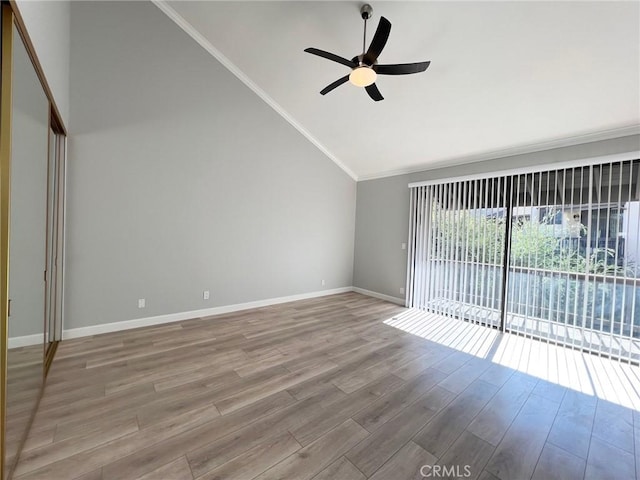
[1,4,67,479]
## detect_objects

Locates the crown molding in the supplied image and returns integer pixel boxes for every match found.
[152,0,358,182]
[358,124,640,182]
[142,4,640,185]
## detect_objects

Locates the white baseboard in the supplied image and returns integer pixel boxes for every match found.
[8,333,44,349]
[352,287,406,306]
[16,287,403,344]
[62,287,353,340]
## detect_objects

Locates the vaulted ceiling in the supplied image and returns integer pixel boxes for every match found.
[159,1,640,180]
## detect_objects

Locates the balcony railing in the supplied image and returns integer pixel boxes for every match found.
[423,259,640,362]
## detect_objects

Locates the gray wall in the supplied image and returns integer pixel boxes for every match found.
[353,134,640,301]
[65,1,356,330]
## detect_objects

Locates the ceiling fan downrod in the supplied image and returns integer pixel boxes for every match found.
[360,4,374,62]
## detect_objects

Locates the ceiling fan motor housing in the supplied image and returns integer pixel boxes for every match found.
[360,4,373,20]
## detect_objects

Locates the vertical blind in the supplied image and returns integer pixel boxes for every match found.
[407,159,640,363]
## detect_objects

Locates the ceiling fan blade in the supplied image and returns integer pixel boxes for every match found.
[304,48,357,68]
[365,83,384,102]
[363,17,391,65]
[320,75,350,95]
[376,61,431,75]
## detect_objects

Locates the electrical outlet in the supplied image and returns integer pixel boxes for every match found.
[138,298,146,308]
[203,290,210,300]
[399,287,405,295]
[401,243,407,250]
[321,279,326,286]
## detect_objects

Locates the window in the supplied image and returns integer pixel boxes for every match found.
[407,159,640,363]
[538,207,563,225]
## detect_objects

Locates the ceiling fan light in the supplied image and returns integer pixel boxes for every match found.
[349,66,377,87]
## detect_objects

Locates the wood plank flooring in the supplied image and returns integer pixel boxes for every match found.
[5,344,44,479]
[12,293,640,480]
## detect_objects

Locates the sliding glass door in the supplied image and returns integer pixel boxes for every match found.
[407,177,508,328]
[504,161,640,361]
[407,158,640,363]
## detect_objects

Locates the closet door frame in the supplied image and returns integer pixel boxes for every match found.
[0,5,14,476]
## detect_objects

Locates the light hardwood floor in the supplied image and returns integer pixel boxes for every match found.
[5,344,43,477]
[12,293,640,480]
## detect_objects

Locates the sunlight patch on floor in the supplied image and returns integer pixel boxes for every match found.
[384,309,640,410]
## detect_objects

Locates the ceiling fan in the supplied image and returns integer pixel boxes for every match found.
[304,4,431,102]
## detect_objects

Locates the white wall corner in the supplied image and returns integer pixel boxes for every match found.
[351,287,406,306]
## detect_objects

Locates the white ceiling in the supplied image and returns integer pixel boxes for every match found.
[160,1,640,180]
